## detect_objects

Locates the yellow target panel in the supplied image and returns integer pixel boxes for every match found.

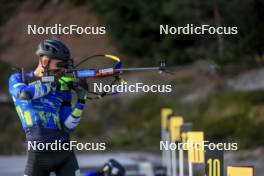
[227,166,254,176]
[169,116,184,141]
[187,131,205,164]
[161,108,173,130]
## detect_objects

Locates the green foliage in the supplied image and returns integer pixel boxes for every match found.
[79,95,169,152]
[0,107,25,154]
[185,91,264,148]
[78,91,264,150]
[0,60,12,88]
[79,0,264,69]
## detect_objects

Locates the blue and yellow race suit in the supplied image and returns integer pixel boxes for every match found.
[9,71,84,143]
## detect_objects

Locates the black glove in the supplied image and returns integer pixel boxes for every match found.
[75,78,89,104]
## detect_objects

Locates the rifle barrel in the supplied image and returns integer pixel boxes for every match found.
[115,67,160,72]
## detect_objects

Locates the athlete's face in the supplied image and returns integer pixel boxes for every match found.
[40,56,66,77]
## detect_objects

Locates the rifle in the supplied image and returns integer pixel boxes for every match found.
[15,54,216,99]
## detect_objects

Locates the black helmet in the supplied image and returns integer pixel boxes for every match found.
[36,39,73,68]
[101,159,125,176]
[36,39,71,61]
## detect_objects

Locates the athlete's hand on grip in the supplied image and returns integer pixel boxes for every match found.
[74,78,89,104]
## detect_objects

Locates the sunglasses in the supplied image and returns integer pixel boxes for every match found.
[56,61,68,68]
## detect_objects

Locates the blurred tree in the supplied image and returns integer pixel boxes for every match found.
[72,0,264,71]
[0,0,22,25]
[254,0,264,56]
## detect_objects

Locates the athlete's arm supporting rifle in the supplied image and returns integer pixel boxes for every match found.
[59,79,88,133]
[9,72,56,100]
